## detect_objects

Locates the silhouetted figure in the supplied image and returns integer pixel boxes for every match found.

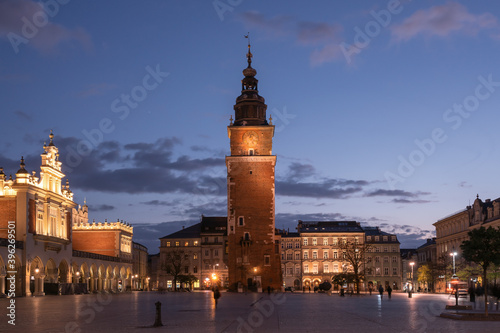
[387,286,392,299]
[213,287,221,308]
[379,285,384,299]
[267,286,271,295]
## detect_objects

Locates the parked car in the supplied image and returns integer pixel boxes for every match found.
[284,286,295,292]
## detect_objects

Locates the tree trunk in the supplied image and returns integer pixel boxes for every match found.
[483,266,488,317]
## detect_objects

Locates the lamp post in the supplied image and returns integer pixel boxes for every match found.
[450,251,457,275]
[409,262,415,298]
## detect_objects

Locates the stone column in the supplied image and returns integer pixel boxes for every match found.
[34,274,45,296]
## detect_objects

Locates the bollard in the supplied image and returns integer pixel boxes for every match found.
[153,301,163,327]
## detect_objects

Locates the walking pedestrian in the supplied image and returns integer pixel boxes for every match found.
[378,285,384,299]
[387,286,392,299]
[213,287,221,308]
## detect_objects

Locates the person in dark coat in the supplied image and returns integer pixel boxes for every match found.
[387,286,392,299]
[213,287,221,308]
[378,285,384,299]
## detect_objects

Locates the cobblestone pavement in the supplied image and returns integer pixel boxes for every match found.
[1,291,499,332]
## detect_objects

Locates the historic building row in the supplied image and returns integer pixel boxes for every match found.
[0,132,148,296]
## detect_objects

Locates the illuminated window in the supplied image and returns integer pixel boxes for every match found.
[323,264,329,273]
[194,241,198,246]
[185,241,189,246]
[312,238,317,246]
[303,252,308,259]
[166,242,171,247]
[333,251,338,259]
[175,241,179,247]
[323,252,328,259]
[312,264,318,274]
[323,238,328,245]
[303,238,308,246]
[312,251,317,259]
[193,254,198,260]
[333,264,339,272]
[304,265,309,273]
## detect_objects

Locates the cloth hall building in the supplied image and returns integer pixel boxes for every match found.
[0,132,138,297]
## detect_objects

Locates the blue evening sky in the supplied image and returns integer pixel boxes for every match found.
[1,0,500,252]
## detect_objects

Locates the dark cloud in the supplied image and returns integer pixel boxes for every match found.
[365,189,427,197]
[392,198,432,204]
[14,110,32,121]
[88,204,114,212]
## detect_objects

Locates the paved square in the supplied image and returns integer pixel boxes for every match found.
[1,291,499,332]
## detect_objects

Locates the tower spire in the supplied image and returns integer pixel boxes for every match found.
[245,32,252,68]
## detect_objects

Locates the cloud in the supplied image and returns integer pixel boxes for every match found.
[365,189,429,197]
[0,0,93,54]
[87,204,114,212]
[391,198,432,204]
[14,110,32,121]
[277,162,370,199]
[238,11,344,66]
[77,83,117,98]
[391,3,499,42]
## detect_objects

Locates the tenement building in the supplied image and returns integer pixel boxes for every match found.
[0,132,136,296]
[279,222,401,292]
[158,216,228,290]
[226,43,281,291]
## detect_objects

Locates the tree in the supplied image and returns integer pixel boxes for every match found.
[162,248,190,291]
[460,226,500,316]
[178,274,198,290]
[337,239,372,294]
[417,264,433,291]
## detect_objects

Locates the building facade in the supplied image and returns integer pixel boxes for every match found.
[226,43,281,291]
[279,231,301,290]
[0,132,133,297]
[364,227,402,291]
[433,195,500,292]
[157,216,228,290]
[132,242,149,290]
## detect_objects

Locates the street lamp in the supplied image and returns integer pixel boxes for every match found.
[450,251,457,275]
[409,262,415,298]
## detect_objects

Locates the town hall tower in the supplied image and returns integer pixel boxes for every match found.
[226,42,282,291]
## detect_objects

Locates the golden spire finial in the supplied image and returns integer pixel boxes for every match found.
[244,32,252,67]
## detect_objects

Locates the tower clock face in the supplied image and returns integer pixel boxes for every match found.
[243,131,259,146]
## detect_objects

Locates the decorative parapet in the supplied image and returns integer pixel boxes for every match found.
[72,219,133,233]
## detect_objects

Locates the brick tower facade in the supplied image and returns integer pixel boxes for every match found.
[226,42,282,291]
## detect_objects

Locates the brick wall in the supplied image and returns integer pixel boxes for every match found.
[72,230,118,257]
[0,198,16,238]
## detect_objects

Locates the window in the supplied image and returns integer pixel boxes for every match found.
[166,242,171,247]
[375,256,380,263]
[295,242,300,248]
[323,264,329,273]
[193,254,198,260]
[312,238,317,246]
[184,266,189,274]
[384,256,389,263]
[185,241,189,246]
[366,236,371,241]
[281,242,284,249]
[286,267,293,275]
[286,242,292,249]
[264,255,270,265]
[205,250,209,256]
[239,217,244,226]
[333,238,338,245]
[281,253,285,260]
[392,256,397,263]
[175,241,180,247]
[323,252,328,259]
[375,247,380,252]
[333,251,338,259]
[304,265,309,273]
[303,252,309,259]
[214,249,219,256]
[193,266,197,273]
[392,247,397,252]
[312,251,318,259]
[383,236,388,242]
[194,241,198,246]
[303,239,308,246]
[383,247,388,252]
[244,233,250,241]
[215,237,219,243]
[384,267,389,276]
[287,253,292,260]
[323,238,328,245]
[333,263,339,272]
[393,267,397,275]
[375,267,381,275]
[205,237,208,243]
[313,264,318,274]
[295,267,300,275]
[392,236,397,241]
[375,236,379,242]
[249,149,254,155]
[295,252,300,260]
